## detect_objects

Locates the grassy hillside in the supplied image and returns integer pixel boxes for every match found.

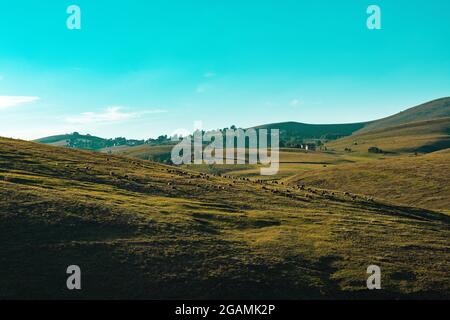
[285,150,450,211]
[35,133,107,148]
[0,137,449,299]
[184,148,366,180]
[358,97,450,133]
[102,144,174,163]
[327,117,450,154]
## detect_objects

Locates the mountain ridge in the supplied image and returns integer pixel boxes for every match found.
[34,97,450,151]
[357,97,450,133]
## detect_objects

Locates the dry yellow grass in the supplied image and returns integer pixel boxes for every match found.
[327,118,450,154]
[1,137,449,299]
[286,150,450,211]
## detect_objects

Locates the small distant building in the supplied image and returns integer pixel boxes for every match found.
[301,143,316,151]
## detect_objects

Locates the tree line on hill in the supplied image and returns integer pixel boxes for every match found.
[66,132,175,150]
[64,127,333,151]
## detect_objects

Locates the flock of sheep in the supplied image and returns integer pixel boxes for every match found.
[160,166,376,204]
[65,157,375,204]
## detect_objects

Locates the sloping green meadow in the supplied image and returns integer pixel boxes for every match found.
[0,138,449,299]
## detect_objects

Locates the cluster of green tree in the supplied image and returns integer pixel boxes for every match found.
[177,126,326,151]
[66,132,175,150]
[64,124,340,151]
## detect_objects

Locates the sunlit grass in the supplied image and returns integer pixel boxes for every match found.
[0,137,449,299]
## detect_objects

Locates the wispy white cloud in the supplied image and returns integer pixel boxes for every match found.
[0,96,40,110]
[65,106,167,125]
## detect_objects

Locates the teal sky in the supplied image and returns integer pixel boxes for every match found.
[0,0,449,140]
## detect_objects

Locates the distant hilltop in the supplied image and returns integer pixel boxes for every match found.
[35,97,450,150]
[34,132,174,151]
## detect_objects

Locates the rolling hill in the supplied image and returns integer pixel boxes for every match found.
[326,117,450,154]
[252,121,368,142]
[102,144,175,163]
[357,97,450,133]
[285,149,450,211]
[0,137,449,299]
[34,133,108,148]
[252,97,450,144]
[35,97,450,154]
[34,132,147,151]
